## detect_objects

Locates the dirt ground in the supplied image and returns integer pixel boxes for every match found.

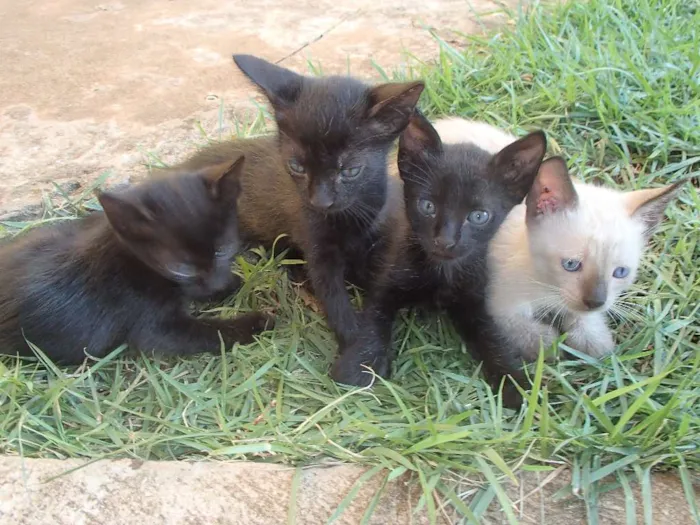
[0,0,512,219]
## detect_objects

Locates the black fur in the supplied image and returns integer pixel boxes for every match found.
[332,113,546,404]
[232,55,421,346]
[0,157,272,364]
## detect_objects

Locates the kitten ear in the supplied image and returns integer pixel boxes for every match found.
[525,156,578,222]
[490,131,547,201]
[366,81,425,136]
[233,54,303,109]
[201,155,245,202]
[625,180,687,235]
[398,111,443,168]
[98,190,154,240]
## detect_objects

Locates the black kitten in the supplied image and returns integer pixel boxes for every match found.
[331,112,546,399]
[226,54,422,347]
[0,156,273,364]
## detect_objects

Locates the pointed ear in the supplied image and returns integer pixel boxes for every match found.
[397,112,441,185]
[97,190,154,240]
[398,111,442,162]
[201,155,245,202]
[490,130,547,202]
[366,81,425,136]
[233,54,303,109]
[625,180,687,235]
[525,156,578,222]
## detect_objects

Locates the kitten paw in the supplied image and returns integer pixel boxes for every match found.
[561,315,614,358]
[330,349,390,387]
[521,325,560,361]
[227,312,275,344]
[497,381,524,410]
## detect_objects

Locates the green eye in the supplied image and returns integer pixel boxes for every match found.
[418,199,436,217]
[467,210,490,225]
[340,166,364,180]
[288,158,306,175]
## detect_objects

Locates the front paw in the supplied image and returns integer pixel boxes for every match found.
[520,325,560,362]
[561,316,615,358]
[330,347,390,387]
[226,312,275,344]
[567,334,615,358]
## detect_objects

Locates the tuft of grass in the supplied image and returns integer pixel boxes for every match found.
[1,0,699,522]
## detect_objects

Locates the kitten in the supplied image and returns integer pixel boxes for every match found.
[0,156,273,364]
[487,156,688,361]
[173,55,421,349]
[331,113,547,388]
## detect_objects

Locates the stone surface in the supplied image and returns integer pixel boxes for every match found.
[0,458,436,525]
[0,0,513,218]
[0,457,697,524]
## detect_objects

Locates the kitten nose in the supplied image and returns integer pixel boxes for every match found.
[310,194,334,210]
[308,181,335,210]
[583,297,606,310]
[434,236,457,251]
[582,279,608,310]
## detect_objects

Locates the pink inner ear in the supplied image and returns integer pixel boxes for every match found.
[537,185,560,214]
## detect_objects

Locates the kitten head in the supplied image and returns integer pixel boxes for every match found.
[98,156,245,301]
[233,54,424,214]
[398,112,546,265]
[525,157,687,314]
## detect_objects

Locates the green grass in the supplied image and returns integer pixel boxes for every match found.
[1,0,699,522]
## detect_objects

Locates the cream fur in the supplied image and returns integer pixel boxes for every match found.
[431,117,515,153]
[487,182,651,360]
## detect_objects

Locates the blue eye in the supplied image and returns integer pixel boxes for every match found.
[166,263,198,282]
[340,166,364,180]
[467,210,490,225]
[288,158,306,175]
[418,198,436,217]
[561,258,582,272]
[612,266,630,279]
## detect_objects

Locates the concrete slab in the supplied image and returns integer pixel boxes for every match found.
[0,0,514,218]
[0,458,697,524]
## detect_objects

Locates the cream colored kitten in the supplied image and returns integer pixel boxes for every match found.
[432,117,516,152]
[487,156,687,360]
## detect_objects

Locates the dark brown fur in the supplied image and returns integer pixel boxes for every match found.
[168,55,419,348]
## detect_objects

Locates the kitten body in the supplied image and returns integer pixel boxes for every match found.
[0,157,272,364]
[172,55,421,348]
[331,114,547,388]
[487,157,687,361]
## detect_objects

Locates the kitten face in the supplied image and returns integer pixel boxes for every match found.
[99,157,245,301]
[526,157,686,314]
[233,55,424,214]
[398,112,546,264]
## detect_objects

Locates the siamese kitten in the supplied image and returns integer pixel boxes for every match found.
[331,113,547,389]
[0,156,273,364]
[173,55,420,349]
[487,156,688,361]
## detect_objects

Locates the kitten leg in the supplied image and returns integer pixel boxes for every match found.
[492,311,561,361]
[131,312,274,357]
[306,245,360,346]
[330,294,400,386]
[561,312,615,358]
[448,304,528,408]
